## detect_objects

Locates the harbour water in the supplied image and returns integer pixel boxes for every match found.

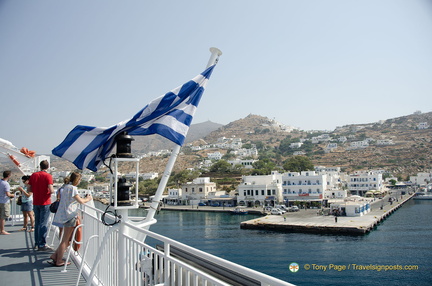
[106,199,431,285]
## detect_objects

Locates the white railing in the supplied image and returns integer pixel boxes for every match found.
[73,204,295,286]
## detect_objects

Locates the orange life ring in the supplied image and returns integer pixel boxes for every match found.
[73,216,82,251]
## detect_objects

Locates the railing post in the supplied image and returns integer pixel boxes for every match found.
[164,242,171,284]
[118,209,129,286]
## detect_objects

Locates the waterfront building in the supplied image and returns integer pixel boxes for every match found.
[181,177,217,204]
[237,171,283,207]
[410,172,432,187]
[348,171,383,196]
[330,199,371,217]
[166,188,182,205]
[281,171,325,204]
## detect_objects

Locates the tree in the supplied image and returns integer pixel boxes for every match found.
[169,169,200,187]
[283,156,314,172]
[252,159,276,175]
[210,160,232,173]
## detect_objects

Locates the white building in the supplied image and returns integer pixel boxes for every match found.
[166,188,182,205]
[349,141,369,149]
[348,171,383,196]
[237,171,283,207]
[325,143,338,153]
[181,177,217,203]
[410,172,432,186]
[418,122,429,129]
[290,142,303,148]
[376,139,395,146]
[207,151,223,160]
[140,172,159,180]
[227,159,257,169]
[282,171,325,203]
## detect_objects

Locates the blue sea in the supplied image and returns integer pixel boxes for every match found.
[120,199,431,285]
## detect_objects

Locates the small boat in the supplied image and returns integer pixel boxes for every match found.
[413,192,432,200]
[231,207,248,215]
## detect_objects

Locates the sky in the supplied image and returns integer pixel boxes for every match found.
[1,0,431,155]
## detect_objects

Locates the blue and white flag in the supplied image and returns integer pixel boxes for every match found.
[52,65,216,172]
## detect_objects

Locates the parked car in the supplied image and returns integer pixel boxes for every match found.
[198,202,207,206]
[288,206,299,212]
[271,208,283,215]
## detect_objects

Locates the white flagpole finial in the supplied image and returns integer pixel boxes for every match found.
[207,47,222,68]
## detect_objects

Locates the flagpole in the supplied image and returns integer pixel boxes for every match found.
[142,47,222,226]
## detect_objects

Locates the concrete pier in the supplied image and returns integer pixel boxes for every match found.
[240,193,415,235]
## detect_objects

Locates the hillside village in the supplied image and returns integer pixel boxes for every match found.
[2,111,431,212]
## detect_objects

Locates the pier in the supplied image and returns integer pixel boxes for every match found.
[240,193,415,235]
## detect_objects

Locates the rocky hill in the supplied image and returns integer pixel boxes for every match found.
[2,112,431,179]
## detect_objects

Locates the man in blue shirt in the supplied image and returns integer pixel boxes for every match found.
[0,170,15,235]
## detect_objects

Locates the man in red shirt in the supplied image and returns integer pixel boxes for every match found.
[28,160,54,251]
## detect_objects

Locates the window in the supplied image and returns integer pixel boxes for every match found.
[261,190,265,196]
[199,188,203,193]
[267,190,271,195]
[255,190,259,196]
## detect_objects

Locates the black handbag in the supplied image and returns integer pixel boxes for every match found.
[50,200,60,213]
[16,196,22,205]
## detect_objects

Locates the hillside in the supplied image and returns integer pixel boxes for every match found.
[2,112,431,179]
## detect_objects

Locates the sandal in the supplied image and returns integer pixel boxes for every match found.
[47,260,71,267]
[28,228,34,232]
[19,227,27,231]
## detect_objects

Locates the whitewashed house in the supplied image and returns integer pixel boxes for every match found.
[418,122,429,129]
[207,151,223,160]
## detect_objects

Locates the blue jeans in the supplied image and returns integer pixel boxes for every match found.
[34,205,50,248]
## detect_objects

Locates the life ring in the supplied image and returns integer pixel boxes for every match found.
[73,216,82,251]
[8,154,21,167]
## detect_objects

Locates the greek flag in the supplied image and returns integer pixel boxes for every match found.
[52,65,216,172]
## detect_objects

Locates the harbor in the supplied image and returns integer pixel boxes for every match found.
[240,193,415,235]
[156,191,415,235]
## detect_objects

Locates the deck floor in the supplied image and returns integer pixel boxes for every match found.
[0,221,87,286]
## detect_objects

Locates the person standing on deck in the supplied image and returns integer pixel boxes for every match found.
[50,172,92,266]
[17,175,35,232]
[28,160,54,251]
[0,171,15,235]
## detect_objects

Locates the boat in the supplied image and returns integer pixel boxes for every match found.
[231,206,249,215]
[413,192,432,200]
[3,49,294,286]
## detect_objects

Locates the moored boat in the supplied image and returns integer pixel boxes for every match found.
[231,206,249,215]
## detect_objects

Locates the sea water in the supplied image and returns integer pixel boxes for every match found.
[115,200,432,285]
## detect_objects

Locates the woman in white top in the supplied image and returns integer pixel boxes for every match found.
[49,172,92,267]
[17,175,34,232]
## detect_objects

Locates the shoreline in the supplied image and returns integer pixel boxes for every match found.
[95,193,415,236]
[240,193,415,235]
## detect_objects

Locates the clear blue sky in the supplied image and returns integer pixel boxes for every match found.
[1,0,431,154]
